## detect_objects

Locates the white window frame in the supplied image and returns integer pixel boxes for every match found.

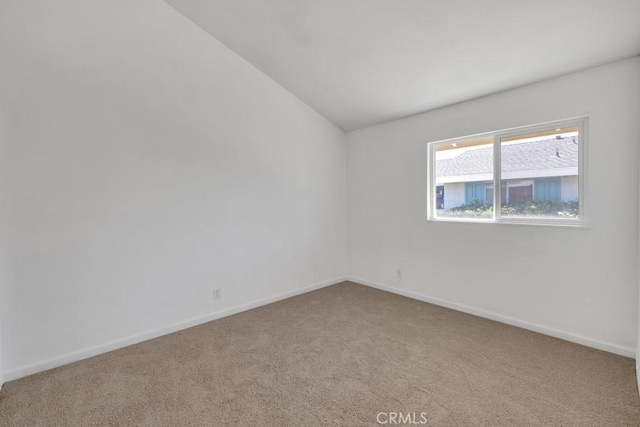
[426,117,588,227]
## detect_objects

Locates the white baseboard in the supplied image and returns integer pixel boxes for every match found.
[348,277,636,358]
[3,276,347,383]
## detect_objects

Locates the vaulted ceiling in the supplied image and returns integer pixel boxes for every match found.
[165,0,640,131]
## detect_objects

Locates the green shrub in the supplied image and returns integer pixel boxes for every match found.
[440,199,579,218]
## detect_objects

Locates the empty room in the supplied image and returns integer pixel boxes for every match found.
[1,0,640,425]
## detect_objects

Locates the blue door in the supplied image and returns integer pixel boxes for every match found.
[534,178,561,202]
[465,182,486,204]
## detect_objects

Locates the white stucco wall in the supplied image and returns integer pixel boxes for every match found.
[561,175,579,202]
[443,183,466,209]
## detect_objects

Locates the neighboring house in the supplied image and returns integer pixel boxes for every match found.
[436,136,578,210]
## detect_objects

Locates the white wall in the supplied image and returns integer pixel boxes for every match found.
[443,183,466,210]
[348,57,640,356]
[0,103,6,387]
[561,175,579,202]
[0,0,347,380]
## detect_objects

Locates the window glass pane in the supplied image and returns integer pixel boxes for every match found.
[499,126,579,219]
[434,138,493,219]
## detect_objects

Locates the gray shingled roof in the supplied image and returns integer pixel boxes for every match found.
[436,136,579,177]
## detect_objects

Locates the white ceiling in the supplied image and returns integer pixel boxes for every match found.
[164,0,640,131]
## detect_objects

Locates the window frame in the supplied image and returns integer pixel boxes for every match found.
[426,117,588,227]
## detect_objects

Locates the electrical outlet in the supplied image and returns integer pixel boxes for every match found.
[397,269,402,280]
[212,288,221,300]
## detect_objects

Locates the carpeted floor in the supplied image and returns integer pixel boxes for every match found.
[0,282,638,426]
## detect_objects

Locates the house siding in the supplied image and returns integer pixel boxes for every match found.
[561,175,578,202]
[443,175,578,209]
[444,182,466,209]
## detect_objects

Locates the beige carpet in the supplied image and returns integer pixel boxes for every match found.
[1,282,638,426]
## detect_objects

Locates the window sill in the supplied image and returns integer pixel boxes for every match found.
[426,216,589,228]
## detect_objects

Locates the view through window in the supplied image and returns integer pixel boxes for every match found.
[430,119,585,224]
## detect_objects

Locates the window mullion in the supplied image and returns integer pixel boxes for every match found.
[428,144,435,219]
[493,135,501,220]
